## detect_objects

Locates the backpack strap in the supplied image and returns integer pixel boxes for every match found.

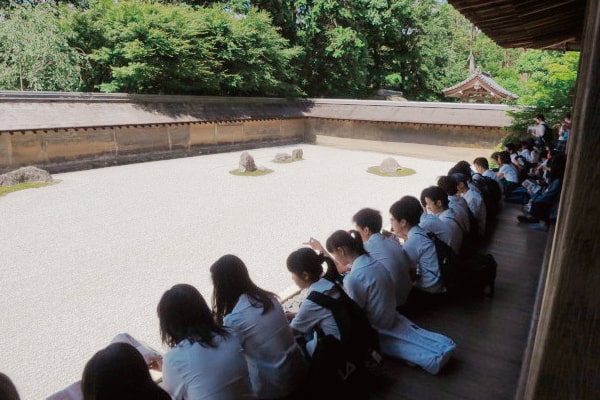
[412,230,442,280]
[307,290,340,310]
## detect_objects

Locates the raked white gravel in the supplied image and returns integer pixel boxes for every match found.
[0,143,457,399]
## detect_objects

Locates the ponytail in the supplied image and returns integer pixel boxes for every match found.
[319,253,342,285]
[325,230,367,257]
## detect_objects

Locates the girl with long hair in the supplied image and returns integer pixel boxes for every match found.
[157,284,254,400]
[211,255,306,399]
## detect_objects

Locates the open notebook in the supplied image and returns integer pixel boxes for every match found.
[46,333,163,400]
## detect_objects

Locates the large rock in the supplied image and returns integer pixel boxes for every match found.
[379,157,401,173]
[238,152,257,172]
[292,148,303,160]
[0,166,53,187]
[274,153,292,162]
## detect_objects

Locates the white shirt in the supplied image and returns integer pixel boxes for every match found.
[290,278,341,356]
[448,194,470,233]
[403,225,444,293]
[162,335,254,400]
[437,208,463,255]
[363,233,412,307]
[224,294,306,399]
[462,189,487,236]
[419,213,452,247]
[344,254,398,330]
[499,164,519,183]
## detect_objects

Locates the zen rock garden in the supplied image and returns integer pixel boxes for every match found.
[367,157,416,177]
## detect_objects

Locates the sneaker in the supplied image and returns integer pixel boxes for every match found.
[518,215,539,223]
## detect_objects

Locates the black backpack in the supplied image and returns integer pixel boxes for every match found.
[472,173,502,217]
[459,253,498,297]
[305,286,381,396]
[542,123,554,147]
[418,231,461,294]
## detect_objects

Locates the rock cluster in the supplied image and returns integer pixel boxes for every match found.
[0,166,53,187]
[274,153,292,162]
[238,152,257,172]
[379,157,402,173]
[292,148,303,160]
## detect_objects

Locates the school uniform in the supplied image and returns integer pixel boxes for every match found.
[483,169,504,191]
[462,189,487,236]
[344,254,456,374]
[499,164,519,183]
[162,335,255,400]
[224,294,307,399]
[419,213,452,249]
[363,233,412,307]
[437,208,463,255]
[290,278,341,356]
[403,225,445,294]
[448,194,470,233]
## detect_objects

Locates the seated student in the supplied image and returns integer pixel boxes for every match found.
[453,173,487,237]
[325,230,456,375]
[353,208,412,307]
[210,255,307,399]
[157,284,255,400]
[518,154,567,231]
[389,196,444,295]
[0,373,21,400]
[519,140,539,165]
[473,157,502,188]
[496,151,520,193]
[504,143,526,173]
[437,175,470,234]
[81,342,170,400]
[286,248,342,357]
[420,186,462,255]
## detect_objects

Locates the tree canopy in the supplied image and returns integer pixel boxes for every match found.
[0,0,579,112]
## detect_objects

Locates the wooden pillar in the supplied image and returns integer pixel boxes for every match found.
[523,1,600,399]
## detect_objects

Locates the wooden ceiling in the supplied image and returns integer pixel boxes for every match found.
[447,0,587,50]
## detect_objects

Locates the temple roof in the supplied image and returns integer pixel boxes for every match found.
[446,0,585,50]
[443,70,518,102]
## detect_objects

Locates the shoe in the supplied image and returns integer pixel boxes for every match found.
[518,215,539,223]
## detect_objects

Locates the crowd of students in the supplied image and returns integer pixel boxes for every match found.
[1,123,567,400]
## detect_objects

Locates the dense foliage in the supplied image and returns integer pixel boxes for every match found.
[0,0,579,113]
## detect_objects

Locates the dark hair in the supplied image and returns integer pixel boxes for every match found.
[0,373,20,400]
[157,284,228,348]
[325,230,367,259]
[81,343,170,400]
[210,254,276,324]
[455,161,472,176]
[536,113,545,121]
[286,248,341,284]
[352,208,382,233]
[491,152,501,162]
[421,186,449,209]
[389,196,423,227]
[473,157,489,170]
[504,143,517,153]
[549,154,567,182]
[437,175,458,196]
[499,151,512,165]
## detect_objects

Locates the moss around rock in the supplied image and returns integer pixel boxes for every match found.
[229,168,274,176]
[367,166,416,177]
[0,181,55,197]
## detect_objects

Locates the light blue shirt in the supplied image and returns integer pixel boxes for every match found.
[437,208,463,254]
[363,233,412,307]
[344,254,398,330]
[402,225,444,293]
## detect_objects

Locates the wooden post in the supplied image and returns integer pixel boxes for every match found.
[523,1,600,399]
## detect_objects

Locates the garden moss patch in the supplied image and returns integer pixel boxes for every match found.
[367,166,416,177]
[0,182,54,197]
[229,169,274,176]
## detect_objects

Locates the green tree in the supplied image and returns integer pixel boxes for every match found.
[69,0,301,95]
[508,50,579,131]
[0,3,85,91]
